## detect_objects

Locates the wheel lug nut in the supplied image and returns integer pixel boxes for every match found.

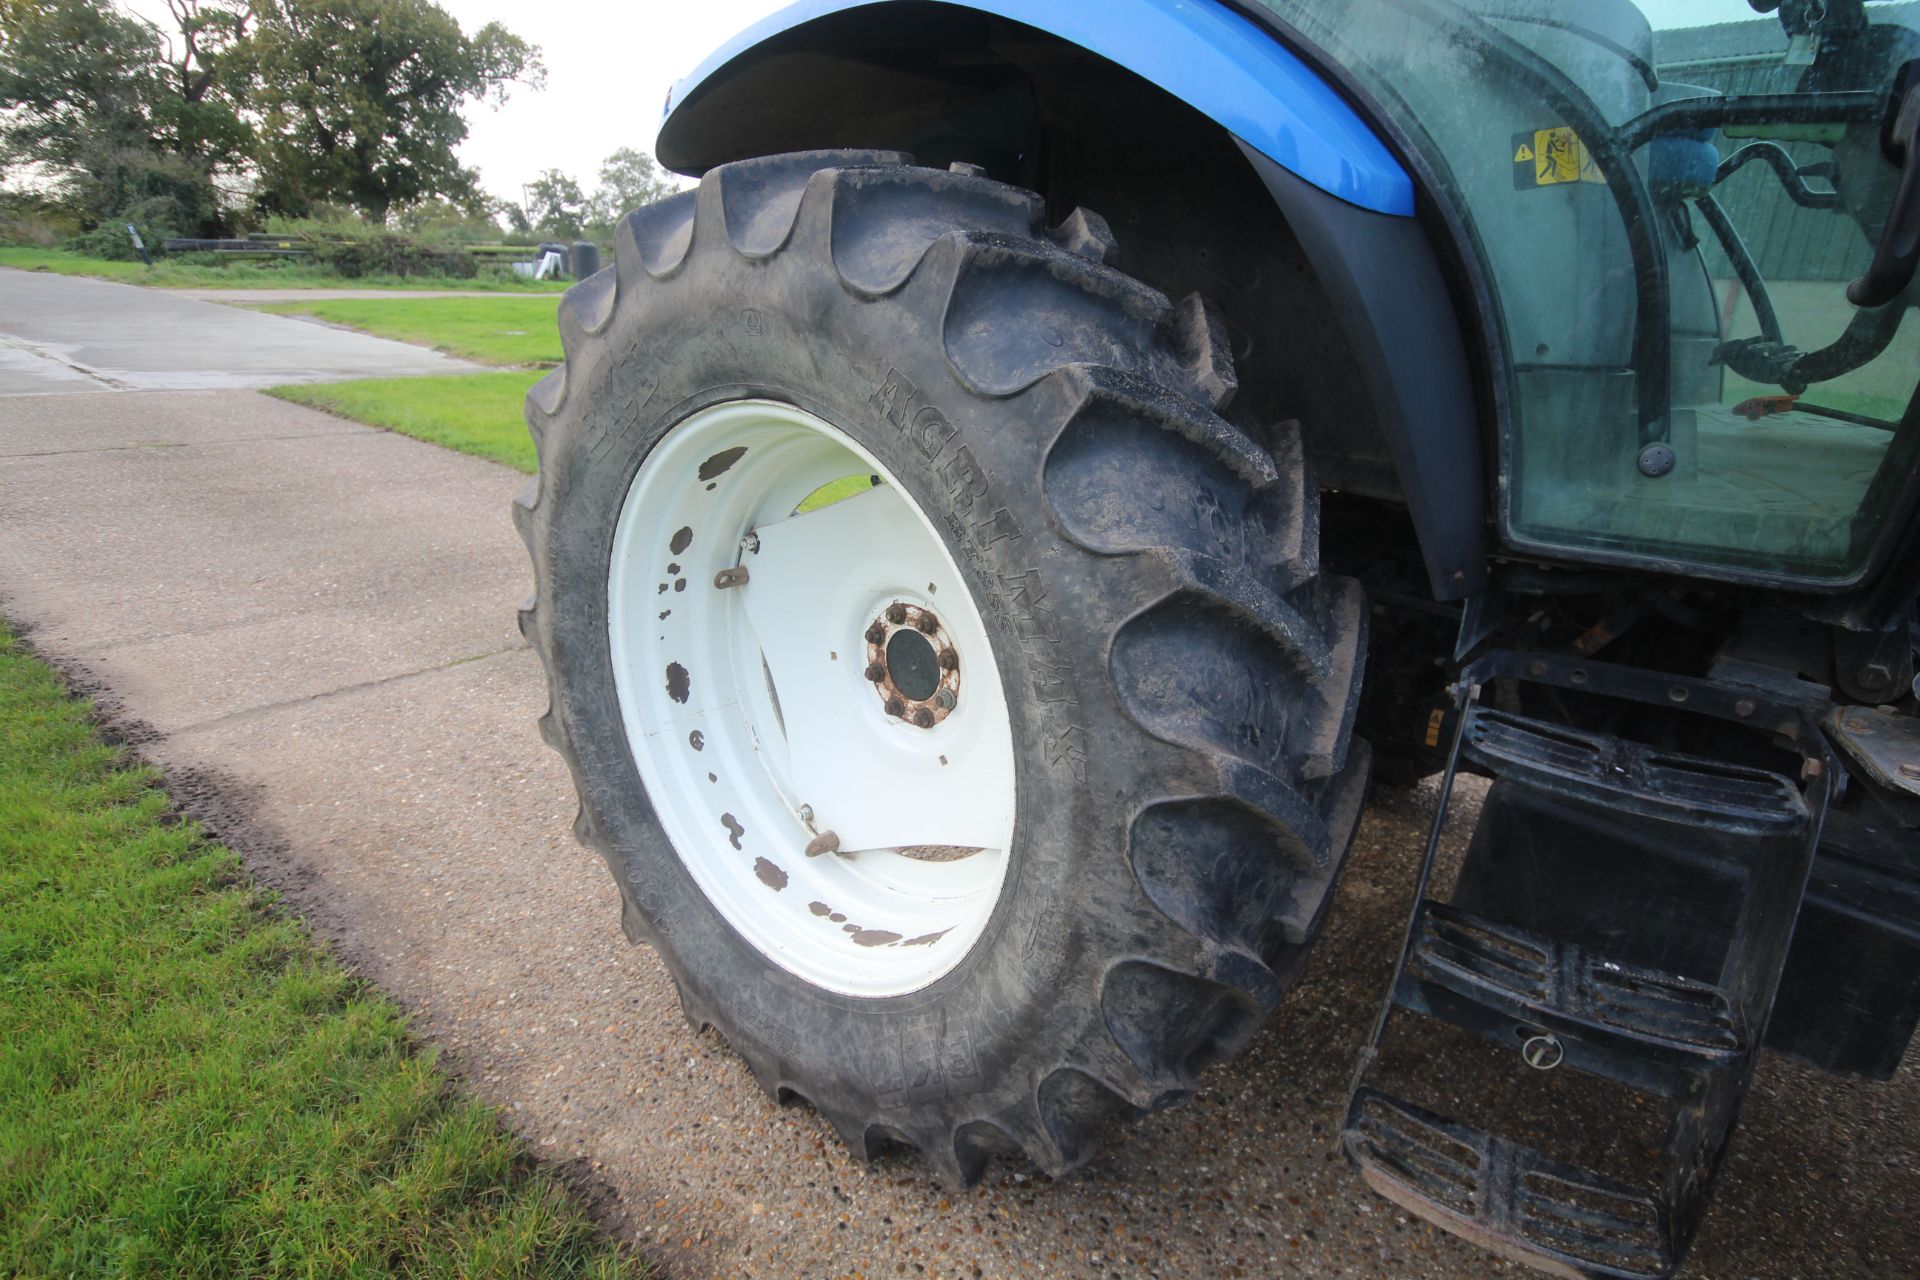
[910,707,935,728]
[937,648,957,671]
[934,689,956,710]
[916,612,939,634]
[864,622,886,645]
[864,662,887,683]
[884,696,906,718]
[885,602,907,625]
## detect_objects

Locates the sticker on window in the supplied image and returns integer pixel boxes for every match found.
[1512,128,1605,189]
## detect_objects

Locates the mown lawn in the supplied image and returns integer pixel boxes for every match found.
[257,297,563,366]
[269,372,546,472]
[0,624,636,1278]
[0,246,568,292]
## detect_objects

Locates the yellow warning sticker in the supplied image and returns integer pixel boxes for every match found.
[1512,127,1606,189]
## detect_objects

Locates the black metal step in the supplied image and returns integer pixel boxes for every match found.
[1462,708,1807,836]
[1344,1088,1674,1279]
[1400,903,1743,1081]
[1342,655,1834,1279]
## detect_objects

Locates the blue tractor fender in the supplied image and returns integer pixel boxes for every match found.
[660,0,1489,599]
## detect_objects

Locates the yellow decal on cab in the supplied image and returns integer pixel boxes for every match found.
[1512,127,1606,189]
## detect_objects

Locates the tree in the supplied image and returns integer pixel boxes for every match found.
[0,0,47,35]
[0,0,237,243]
[588,147,676,230]
[149,0,252,163]
[394,194,504,240]
[236,0,543,222]
[0,0,160,181]
[497,196,532,237]
[525,168,587,239]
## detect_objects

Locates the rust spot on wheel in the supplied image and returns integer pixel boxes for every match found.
[697,445,747,480]
[866,601,961,727]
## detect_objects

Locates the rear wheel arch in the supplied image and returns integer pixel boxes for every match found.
[659,0,1492,601]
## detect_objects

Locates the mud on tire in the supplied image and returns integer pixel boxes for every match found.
[515,151,1371,1184]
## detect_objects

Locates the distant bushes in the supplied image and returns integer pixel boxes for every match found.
[0,195,76,248]
[307,235,478,280]
[1,198,575,285]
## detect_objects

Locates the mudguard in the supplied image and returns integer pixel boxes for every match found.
[659,0,1489,598]
[665,0,1411,215]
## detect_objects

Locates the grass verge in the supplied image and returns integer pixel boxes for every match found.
[0,623,634,1278]
[269,372,545,472]
[256,297,563,366]
[268,379,894,500]
[0,246,568,292]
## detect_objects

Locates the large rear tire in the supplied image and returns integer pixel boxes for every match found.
[515,152,1370,1184]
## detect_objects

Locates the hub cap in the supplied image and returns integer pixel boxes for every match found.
[608,400,1016,997]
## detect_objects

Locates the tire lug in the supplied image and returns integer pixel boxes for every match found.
[916,611,939,634]
[864,622,886,645]
[937,648,958,671]
[910,707,935,728]
[884,696,906,718]
[885,602,907,625]
[934,689,956,710]
[864,662,887,683]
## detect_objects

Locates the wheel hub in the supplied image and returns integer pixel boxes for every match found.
[606,399,1015,997]
[865,602,959,727]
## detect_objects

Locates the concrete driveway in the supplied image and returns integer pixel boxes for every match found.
[0,267,478,394]
[0,274,1914,1279]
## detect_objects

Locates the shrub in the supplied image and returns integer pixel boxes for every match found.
[0,197,76,247]
[253,212,480,278]
[65,210,160,260]
[71,146,230,248]
[307,234,477,279]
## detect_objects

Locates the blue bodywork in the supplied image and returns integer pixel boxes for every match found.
[666,0,1415,216]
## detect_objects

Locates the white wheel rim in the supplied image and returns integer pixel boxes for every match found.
[608,400,1017,997]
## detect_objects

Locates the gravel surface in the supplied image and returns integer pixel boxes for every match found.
[1,387,1914,1279]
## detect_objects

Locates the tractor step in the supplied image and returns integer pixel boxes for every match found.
[1461,709,1807,836]
[1400,902,1743,1083]
[1345,1087,1672,1279]
[1342,651,1833,1279]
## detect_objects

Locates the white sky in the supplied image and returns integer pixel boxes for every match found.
[116,0,1895,211]
[434,0,786,204]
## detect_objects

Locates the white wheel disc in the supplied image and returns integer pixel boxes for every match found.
[608,400,1017,997]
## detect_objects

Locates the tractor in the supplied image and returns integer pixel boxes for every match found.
[512,2,1920,1274]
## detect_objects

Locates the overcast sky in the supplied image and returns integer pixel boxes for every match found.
[433,0,785,205]
[118,0,1886,213]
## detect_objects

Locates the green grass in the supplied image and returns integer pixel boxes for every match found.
[257,298,563,366]
[0,246,568,292]
[265,382,894,498]
[269,373,545,472]
[0,623,636,1278]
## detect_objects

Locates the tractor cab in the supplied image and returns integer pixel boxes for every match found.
[1267,0,1919,588]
